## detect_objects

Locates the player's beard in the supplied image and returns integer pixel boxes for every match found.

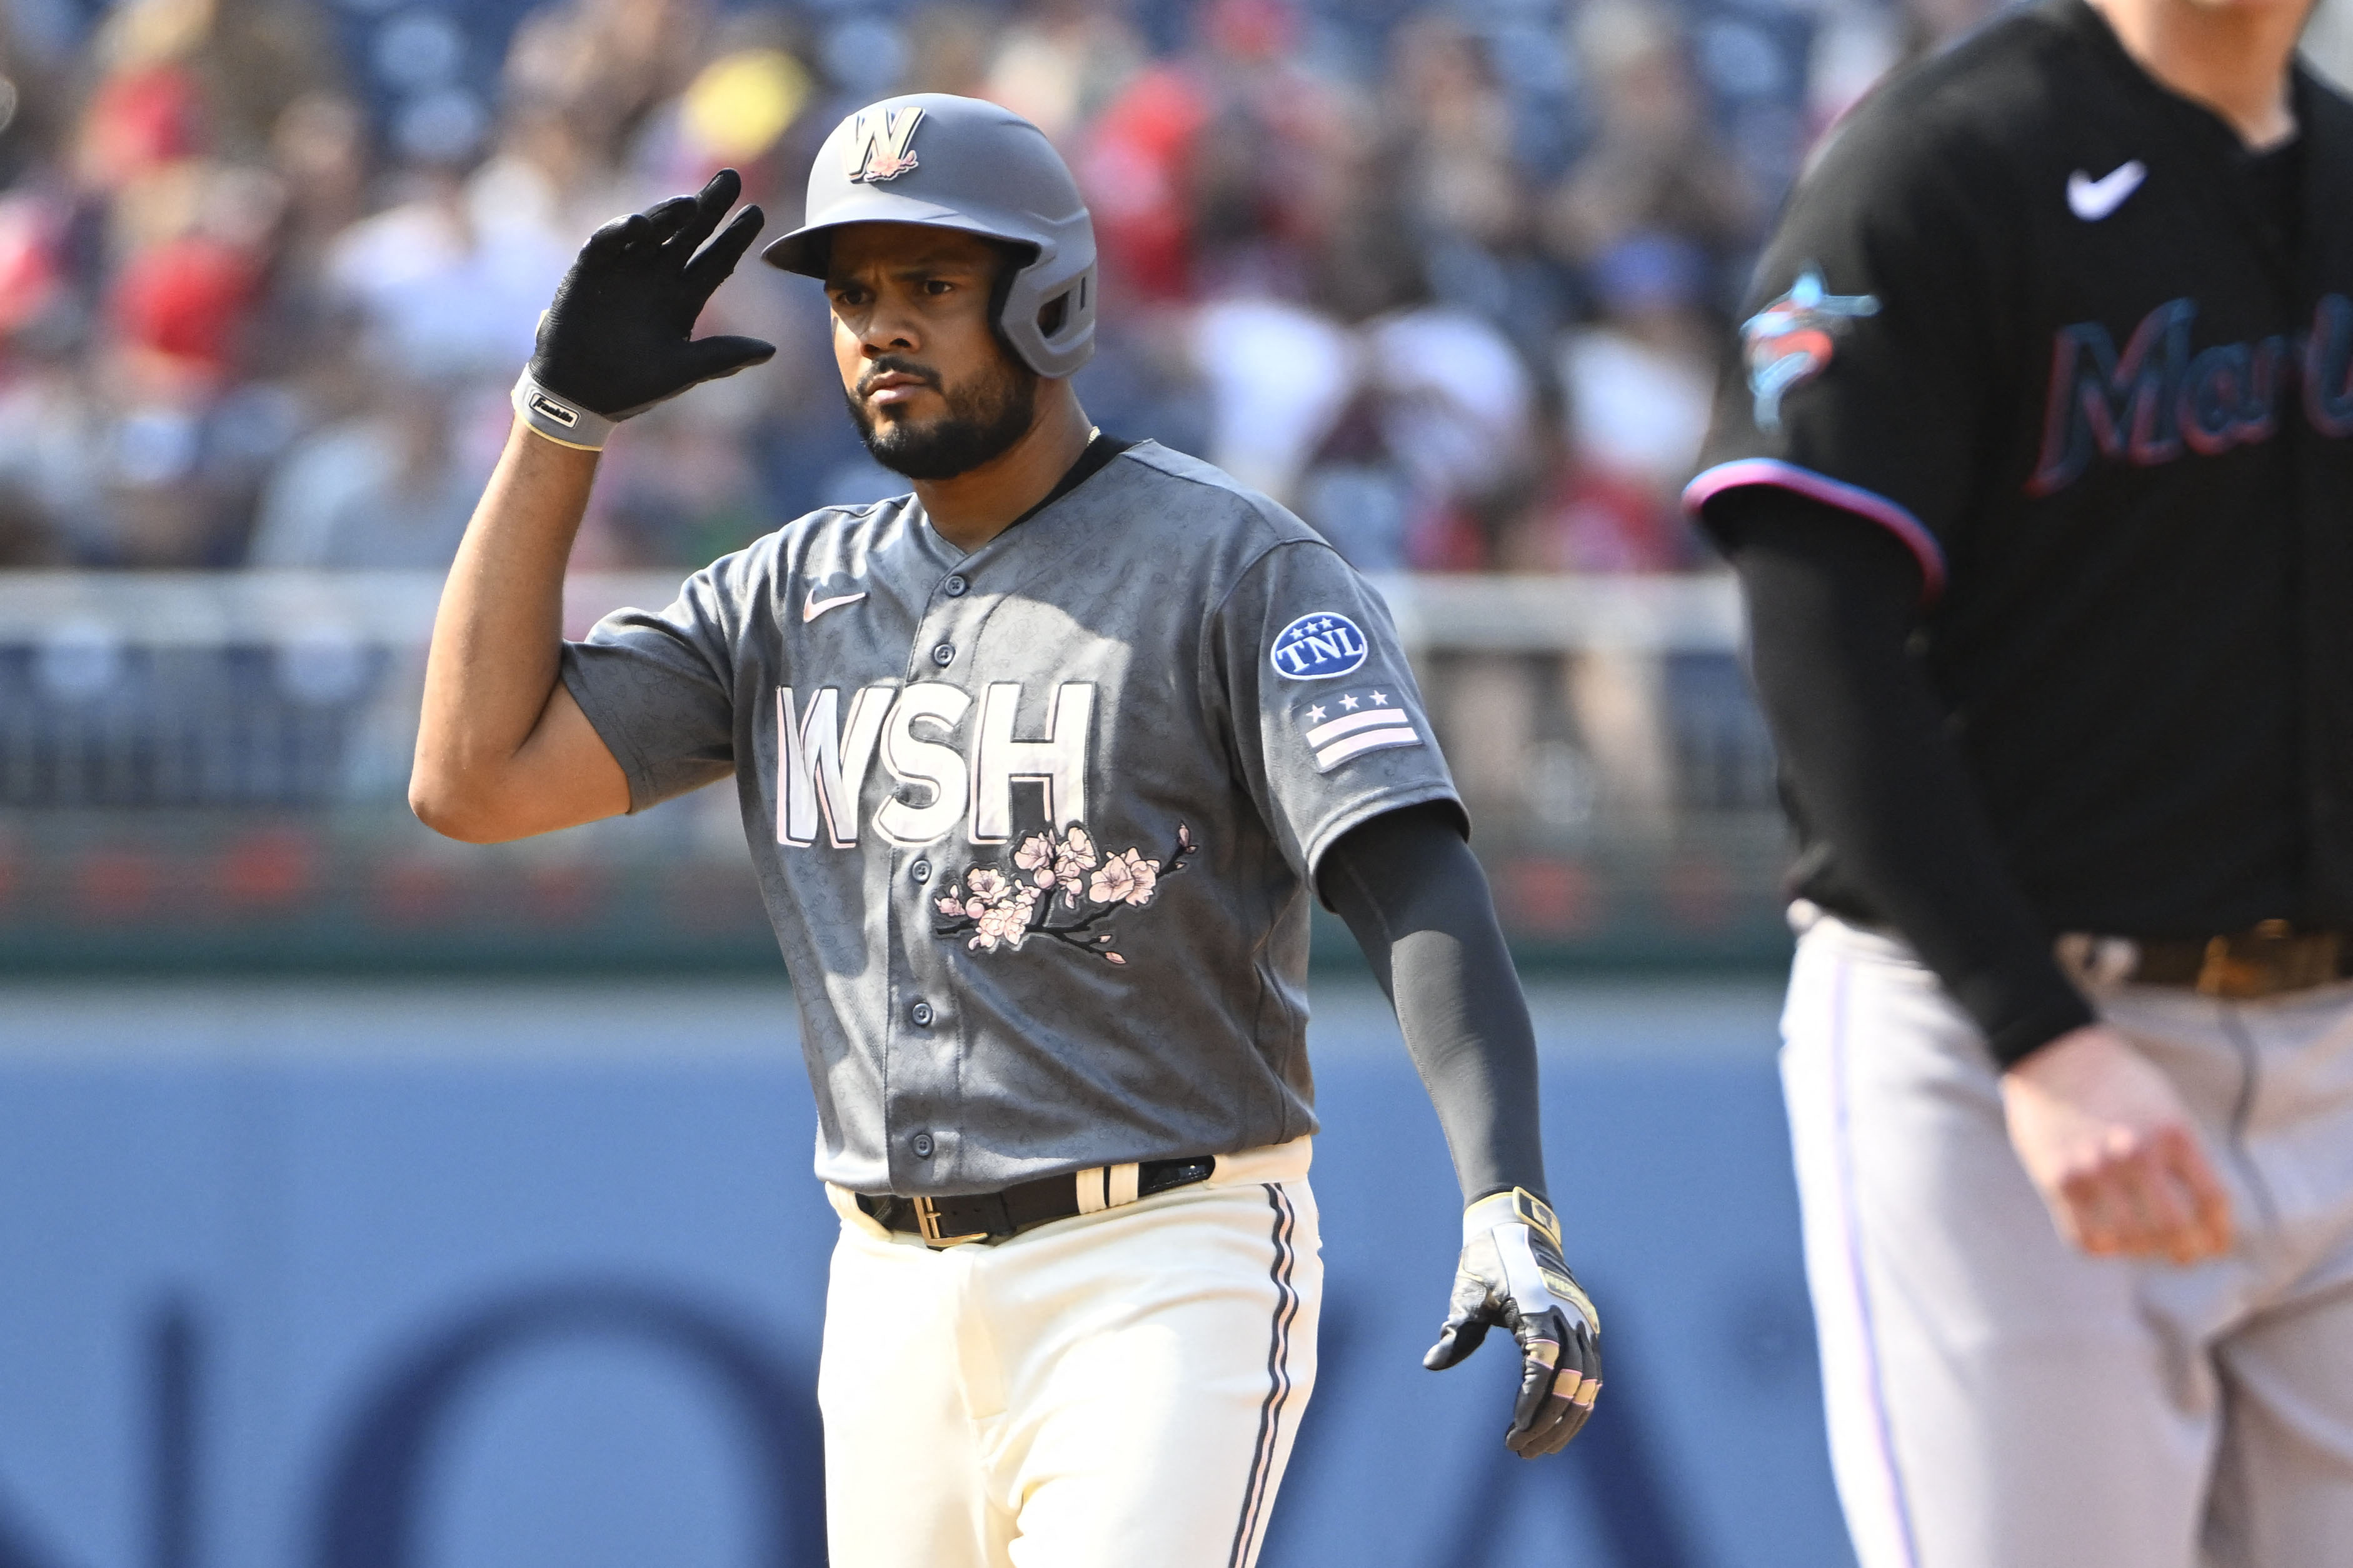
[847,351,1038,481]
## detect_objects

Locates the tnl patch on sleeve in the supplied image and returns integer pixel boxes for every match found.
[1299,690,1422,773]
[1270,611,1372,680]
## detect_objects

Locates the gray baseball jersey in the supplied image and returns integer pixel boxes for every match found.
[561,439,1461,1196]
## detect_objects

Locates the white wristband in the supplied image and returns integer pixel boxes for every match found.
[1463,1187,1560,1246]
[511,370,616,451]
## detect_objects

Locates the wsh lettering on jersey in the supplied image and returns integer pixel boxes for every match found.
[775,682,1093,849]
[2028,294,2353,495]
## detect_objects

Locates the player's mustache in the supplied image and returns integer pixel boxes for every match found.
[857,357,942,397]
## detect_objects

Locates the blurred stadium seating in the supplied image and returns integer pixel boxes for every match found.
[0,0,1892,969]
[0,0,2342,972]
[0,0,1820,572]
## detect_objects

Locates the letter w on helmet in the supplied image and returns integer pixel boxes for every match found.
[845,106,925,183]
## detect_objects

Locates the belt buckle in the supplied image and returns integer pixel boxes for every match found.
[912,1196,990,1248]
[2197,921,2337,1000]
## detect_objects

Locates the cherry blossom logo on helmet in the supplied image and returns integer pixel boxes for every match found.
[843,105,925,183]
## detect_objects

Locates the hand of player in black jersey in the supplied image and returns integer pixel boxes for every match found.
[2002,1023,2234,1264]
[1423,1187,1602,1457]
[531,169,775,419]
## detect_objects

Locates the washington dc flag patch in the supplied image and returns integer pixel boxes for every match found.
[1299,690,1422,772]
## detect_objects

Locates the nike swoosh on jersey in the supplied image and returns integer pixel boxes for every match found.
[802,590,868,624]
[2067,161,2147,221]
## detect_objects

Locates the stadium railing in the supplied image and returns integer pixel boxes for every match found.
[0,572,1791,972]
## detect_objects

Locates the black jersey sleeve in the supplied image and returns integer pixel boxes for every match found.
[1719,487,2097,1066]
[1685,104,2009,599]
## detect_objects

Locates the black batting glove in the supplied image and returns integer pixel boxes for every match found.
[513,169,775,448]
[1424,1187,1603,1458]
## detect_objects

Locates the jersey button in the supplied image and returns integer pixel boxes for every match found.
[911,859,931,883]
[930,642,955,667]
[943,574,968,597]
[911,1131,935,1159]
[910,1000,934,1027]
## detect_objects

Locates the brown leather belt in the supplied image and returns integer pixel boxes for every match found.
[2064,921,2353,999]
[858,1157,1216,1248]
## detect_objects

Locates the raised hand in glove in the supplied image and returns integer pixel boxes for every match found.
[512,169,775,450]
[1424,1187,1602,1457]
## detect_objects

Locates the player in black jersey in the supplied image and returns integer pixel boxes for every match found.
[1685,1,2353,1564]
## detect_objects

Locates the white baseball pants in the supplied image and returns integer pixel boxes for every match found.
[1782,913,2353,1568]
[818,1139,1321,1568]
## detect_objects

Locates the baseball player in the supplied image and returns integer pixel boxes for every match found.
[1683,1,2353,1564]
[409,95,1600,1568]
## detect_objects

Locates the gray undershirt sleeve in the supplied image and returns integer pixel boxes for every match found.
[1317,803,1549,1204]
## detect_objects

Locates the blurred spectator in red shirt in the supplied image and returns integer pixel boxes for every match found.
[1525,232,1715,573]
[1080,0,1355,304]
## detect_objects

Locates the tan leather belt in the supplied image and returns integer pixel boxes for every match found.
[2060,921,2352,1000]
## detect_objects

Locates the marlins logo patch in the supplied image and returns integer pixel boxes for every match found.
[1742,267,1879,431]
[844,105,924,183]
[1271,612,1371,681]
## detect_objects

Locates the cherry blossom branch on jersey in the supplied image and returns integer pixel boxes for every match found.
[933,824,1197,965]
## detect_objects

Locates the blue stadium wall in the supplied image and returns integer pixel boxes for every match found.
[0,979,1852,1568]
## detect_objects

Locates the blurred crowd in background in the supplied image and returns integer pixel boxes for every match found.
[0,0,2012,576]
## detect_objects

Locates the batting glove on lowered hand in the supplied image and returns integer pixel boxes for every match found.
[512,168,775,450]
[1425,1187,1602,1458]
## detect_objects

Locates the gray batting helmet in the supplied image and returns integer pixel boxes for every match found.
[764,94,1097,379]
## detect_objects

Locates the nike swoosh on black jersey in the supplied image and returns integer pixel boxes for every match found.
[2067,161,2146,221]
